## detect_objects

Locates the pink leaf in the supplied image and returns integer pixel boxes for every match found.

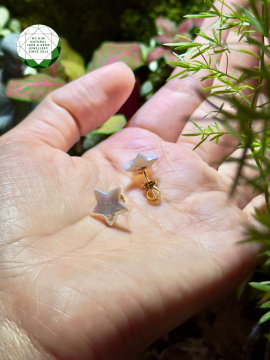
[177,18,194,34]
[40,58,66,79]
[155,17,177,40]
[59,37,85,66]
[87,42,143,72]
[155,35,171,45]
[147,47,169,63]
[6,74,66,102]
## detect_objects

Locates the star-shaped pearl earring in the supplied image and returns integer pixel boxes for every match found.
[90,188,129,226]
[123,153,161,202]
[122,153,158,173]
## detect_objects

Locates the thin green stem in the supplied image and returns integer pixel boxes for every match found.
[249,144,269,215]
[249,0,270,217]
[219,1,224,43]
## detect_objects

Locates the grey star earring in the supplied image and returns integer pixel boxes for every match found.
[90,187,129,226]
[123,153,161,202]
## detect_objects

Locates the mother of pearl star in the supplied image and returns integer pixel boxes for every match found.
[123,153,158,174]
[90,187,129,226]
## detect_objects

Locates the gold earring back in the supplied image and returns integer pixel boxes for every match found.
[138,167,161,202]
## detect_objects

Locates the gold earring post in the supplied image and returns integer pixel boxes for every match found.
[138,167,161,202]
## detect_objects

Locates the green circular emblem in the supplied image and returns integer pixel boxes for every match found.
[17,25,61,69]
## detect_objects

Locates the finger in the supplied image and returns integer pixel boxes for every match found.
[178,29,261,165]
[243,194,265,219]
[127,0,243,142]
[2,62,135,152]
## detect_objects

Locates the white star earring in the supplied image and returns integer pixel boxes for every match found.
[90,188,129,226]
[123,153,161,202]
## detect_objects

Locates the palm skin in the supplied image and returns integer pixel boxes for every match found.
[0,12,264,359]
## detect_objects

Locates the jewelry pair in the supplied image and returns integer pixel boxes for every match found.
[90,153,160,226]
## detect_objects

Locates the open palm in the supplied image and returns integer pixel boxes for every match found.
[0,10,264,360]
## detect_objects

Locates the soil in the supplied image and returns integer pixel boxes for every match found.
[136,290,269,360]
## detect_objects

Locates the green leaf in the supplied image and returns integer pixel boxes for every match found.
[184,14,217,19]
[214,121,220,130]
[91,115,127,135]
[261,301,270,309]
[59,37,85,66]
[190,45,211,59]
[193,60,207,66]
[252,177,263,194]
[238,49,260,58]
[208,89,235,96]
[259,250,270,257]
[141,80,154,96]
[193,137,208,150]
[253,209,270,229]
[216,24,239,31]
[198,31,216,43]
[204,0,220,14]
[190,120,203,134]
[264,0,269,35]
[5,74,65,102]
[61,60,85,80]
[0,6,9,29]
[239,29,255,42]
[176,35,193,41]
[165,42,201,47]
[166,61,190,68]
[249,282,270,292]
[202,18,220,29]
[208,51,211,66]
[174,44,202,51]
[87,42,143,72]
[0,28,11,36]
[216,0,235,13]
[212,28,219,44]
[221,122,247,143]
[8,18,21,33]
[166,69,187,80]
[215,56,219,70]
[180,70,199,78]
[259,311,270,324]
[210,134,221,142]
[234,4,266,36]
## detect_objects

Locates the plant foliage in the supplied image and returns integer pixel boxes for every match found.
[0,5,21,37]
[167,0,270,341]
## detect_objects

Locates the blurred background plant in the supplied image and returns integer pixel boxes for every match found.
[0,5,20,37]
[0,2,203,154]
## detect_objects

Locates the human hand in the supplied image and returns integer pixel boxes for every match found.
[0,3,264,359]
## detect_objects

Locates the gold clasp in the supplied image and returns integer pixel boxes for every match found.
[138,167,161,202]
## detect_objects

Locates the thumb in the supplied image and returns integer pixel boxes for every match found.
[3,62,135,152]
